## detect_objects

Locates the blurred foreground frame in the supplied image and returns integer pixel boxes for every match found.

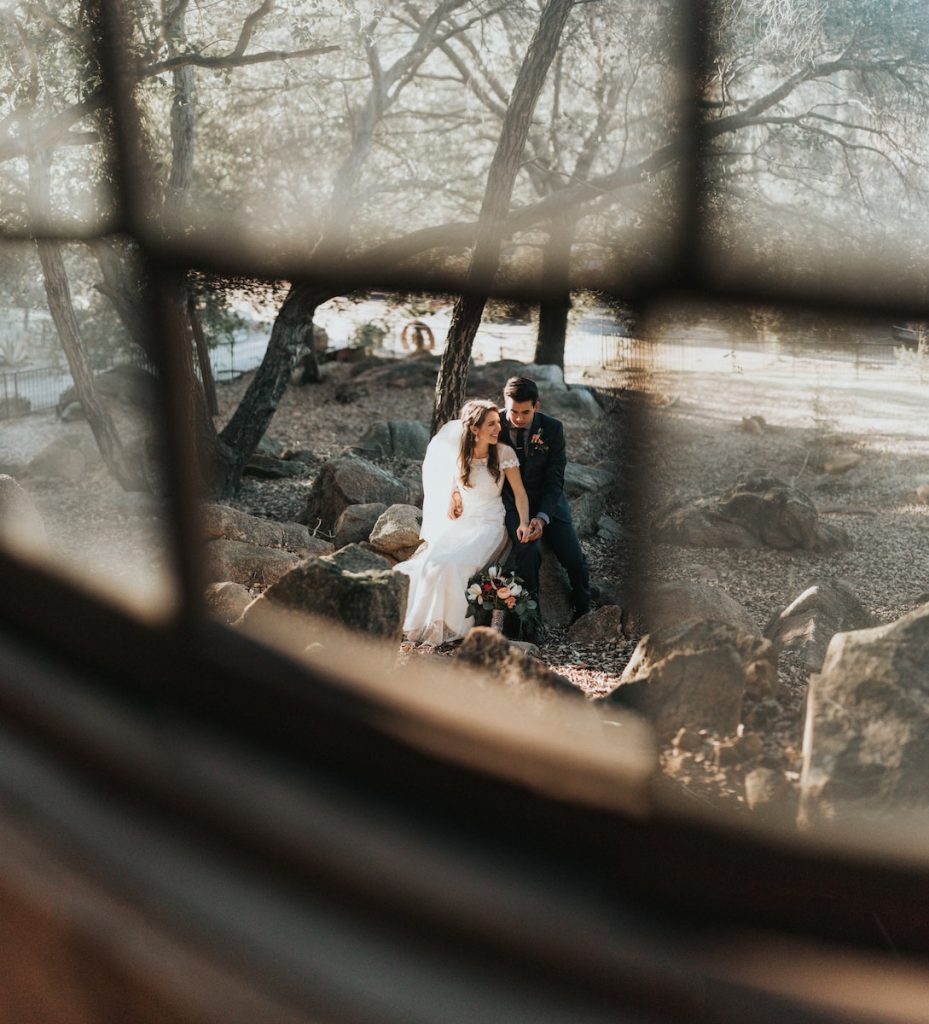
[2,0,929,1022]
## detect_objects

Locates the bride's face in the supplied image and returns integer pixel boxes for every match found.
[472,409,501,447]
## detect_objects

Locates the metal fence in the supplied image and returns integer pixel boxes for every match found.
[0,343,220,422]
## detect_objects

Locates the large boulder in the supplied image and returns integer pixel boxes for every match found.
[601,619,778,738]
[563,463,615,498]
[542,386,604,420]
[56,363,158,419]
[569,605,622,643]
[27,433,100,481]
[304,457,407,534]
[238,543,408,642]
[333,502,388,548]
[202,504,326,557]
[204,581,252,624]
[455,627,581,711]
[353,420,430,461]
[0,474,48,552]
[205,539,302,588]
[654,475,851,552]
[398,461,425,508]
[351,358,438,389]
[799,605,929,827]
[640,579,756,635]
[369,504,423,559]
[765,578,876,671]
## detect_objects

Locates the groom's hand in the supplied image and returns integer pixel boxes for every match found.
[527,517,545,541]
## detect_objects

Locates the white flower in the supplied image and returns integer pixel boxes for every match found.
[467,583,482,599]
[487,565,500,578]
[509,583,522,596]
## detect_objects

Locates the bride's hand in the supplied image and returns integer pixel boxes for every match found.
[448,492,463,519]
[516,522,532,543]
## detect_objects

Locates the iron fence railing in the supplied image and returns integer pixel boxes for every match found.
[0,342,225,421]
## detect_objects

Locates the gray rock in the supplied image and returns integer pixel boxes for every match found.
[353,420,430,460]
[569,605,622,643]
[0,474,48,552]
[399,461,425,508]
[597,514,623,541]
[765,578,876,671]
[522,363,566,386]
[799,604,929,827]
[205,539,302,588]
[369,504,423,558]
[455,627,580,709]
[563,463,615,498]
[640,579,756,635]
[56,364,157,419]
[569,492,605,538]
[745,767,791,817]
[239,543,408,642]
[602,619,778,738]
[204,581,252,624]
[255,436,285,458]
[304,456,408,534]
[654,476,851,553]
[202,504,326,557]
[591,576,623,608]
[27,434,93,482]
[543,386,604,420]
[352,359,438,389]
[243,452,307,479]
[333,502,388,548]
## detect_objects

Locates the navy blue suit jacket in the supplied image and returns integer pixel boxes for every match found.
[499,411,571,524]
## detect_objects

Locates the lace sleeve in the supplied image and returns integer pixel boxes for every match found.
[498,444,519,470]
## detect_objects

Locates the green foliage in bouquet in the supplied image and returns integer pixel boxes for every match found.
[465,564,540,637]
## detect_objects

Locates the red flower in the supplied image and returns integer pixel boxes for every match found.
[482,582,494,593]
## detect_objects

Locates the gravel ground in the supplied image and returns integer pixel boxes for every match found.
[640,357,929,813]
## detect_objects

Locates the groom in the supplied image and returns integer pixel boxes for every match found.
[499,376,591,639]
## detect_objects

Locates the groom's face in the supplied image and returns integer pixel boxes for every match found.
[504,397,539,430]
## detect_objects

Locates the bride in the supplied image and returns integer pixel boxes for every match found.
[394,398,531,646]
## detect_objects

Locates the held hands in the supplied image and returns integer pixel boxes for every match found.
[526,517,545,542]
[448,492,463,519]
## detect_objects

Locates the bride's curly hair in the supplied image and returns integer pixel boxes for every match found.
[458,399,502,488]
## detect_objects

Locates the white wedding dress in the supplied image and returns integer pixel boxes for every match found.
[394,429,519,646]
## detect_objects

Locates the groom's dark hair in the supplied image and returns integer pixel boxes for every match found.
[503,376,538,403]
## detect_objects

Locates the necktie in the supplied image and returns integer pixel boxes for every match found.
[515,428,525,454]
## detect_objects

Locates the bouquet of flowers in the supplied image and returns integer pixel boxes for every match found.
[465,565,539,637]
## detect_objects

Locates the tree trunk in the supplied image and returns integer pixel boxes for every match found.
[534,209,577,368]
[217,282,334,492]
[28,151,147,491]
[535,294,572,368]
[36,240,149,490]
[89,238,151,357]
[188,295,218,417]
[432,0,574,433]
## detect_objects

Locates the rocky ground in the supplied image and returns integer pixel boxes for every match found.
[218,356,635,695]
[5,341,927,823]
[640,352,929,816]
[0,353,632,691]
